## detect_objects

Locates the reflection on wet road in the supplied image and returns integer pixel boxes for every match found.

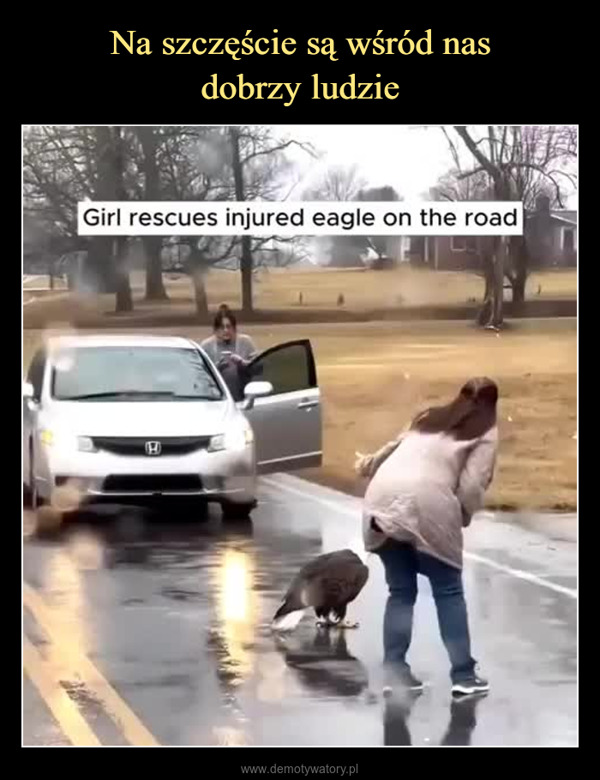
[23,477,577,746]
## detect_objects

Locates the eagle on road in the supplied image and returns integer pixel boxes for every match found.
[271,549,369,632]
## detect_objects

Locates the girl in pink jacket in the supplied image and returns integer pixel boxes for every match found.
[356,377,499,697]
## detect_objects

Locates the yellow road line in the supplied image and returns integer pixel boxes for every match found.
[23,583,159,747]
[23,636,102,747]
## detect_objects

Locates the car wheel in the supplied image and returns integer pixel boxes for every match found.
[221,500,255,522]
[23,445,32,508]
[23,482,32,508]
[29,443,39,510]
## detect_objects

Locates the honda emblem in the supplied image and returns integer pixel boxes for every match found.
[145,440,162,456]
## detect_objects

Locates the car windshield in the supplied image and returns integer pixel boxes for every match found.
[51,346,224,402]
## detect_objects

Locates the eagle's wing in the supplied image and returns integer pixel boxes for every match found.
[305,555,369,608]
[272,555,335,619]
[281,551,352,603]
[273,550,368,628]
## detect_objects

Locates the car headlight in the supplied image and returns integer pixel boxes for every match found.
[39,429,54,447]
[208,427,254,452]
[77,436,97,453]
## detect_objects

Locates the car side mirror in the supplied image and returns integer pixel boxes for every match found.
[242,381,273,410]
[23,381,35,400]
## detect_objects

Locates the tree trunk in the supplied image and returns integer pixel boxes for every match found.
[451,128,516,329]
[84,237,116,292]
[490,237,506,328]
[477,238,504,328]
[143,236,168,300]
[512,272,526,306]
[66,256,76,291]
[477,250,494,326]
[483,269,492,300]
[114,238,133,312]
[115,276,133,312]
[111,126,134,312]
[240,235,253,315]
[485,177,511,329]
[188,244,209,318]
[510,236,528,306]
[229,127,253,314]
[89,126,121,293]
[192,269,209,317]
[136,127,168,301]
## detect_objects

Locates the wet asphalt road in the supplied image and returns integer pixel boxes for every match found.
[22,475,577,747]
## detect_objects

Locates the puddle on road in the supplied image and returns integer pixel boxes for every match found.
[23,503,577,746]
[160,587,205,602]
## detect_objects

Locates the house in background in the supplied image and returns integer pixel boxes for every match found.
[409,234,481,271]
[409,195,577,270]
[526,196,577,268]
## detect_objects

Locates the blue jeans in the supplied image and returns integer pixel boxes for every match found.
[377,540,476,682]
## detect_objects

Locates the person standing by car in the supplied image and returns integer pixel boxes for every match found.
[355,377,499,697]
[201,307,259,399]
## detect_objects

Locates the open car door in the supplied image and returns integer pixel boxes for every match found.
[241,339,322,474]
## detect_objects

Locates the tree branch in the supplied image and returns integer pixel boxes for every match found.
[454,126,500,180]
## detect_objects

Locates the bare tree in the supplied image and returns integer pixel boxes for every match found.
[445,125,577,326]
[227,126,316,314]
[428,166,495,305]
[303,164,367,202]
[429,167,491,203]
[100,126,133,312]
[134,126,168,301]
[23,125,134,309]
[158,126,238,316]
[23,125,318,316]
[505,126,576,304]
[23,126,94,277]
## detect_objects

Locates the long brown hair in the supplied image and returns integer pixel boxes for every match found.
[410,377,498,441]
[213,309,237,331]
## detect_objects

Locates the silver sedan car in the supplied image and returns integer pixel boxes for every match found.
[22,334,322,520]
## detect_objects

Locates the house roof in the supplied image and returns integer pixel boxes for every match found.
[525,209,577,227]
[550,214,577,227]
[552,210,577,224]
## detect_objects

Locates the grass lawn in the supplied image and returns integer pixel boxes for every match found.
[23,318,576,512]
[22,267,577,327]
[151,266,578,310]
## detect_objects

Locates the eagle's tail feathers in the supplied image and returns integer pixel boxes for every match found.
[273,597,293,621]
[271,608,306,632]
